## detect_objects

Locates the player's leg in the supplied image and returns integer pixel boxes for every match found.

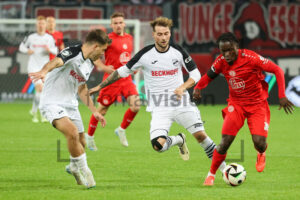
[204,104,245,185]
[150,110,185,156]
[174,107,226,171]
[86,86,117,151]
[31,81,43,123]
[62,107,96,188]
[86,104,109,151]
[247,101,270,172]
[115,83,141,147]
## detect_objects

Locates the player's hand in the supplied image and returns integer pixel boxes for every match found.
[279,97,294,114]
[93,112,106,127]
[29,70,47,83]
[106,65,115,74]
[27,49,34,55]
[193,88,202,101]
[174,86,185,100]
[89,85,101,95]
[44,45,51,53]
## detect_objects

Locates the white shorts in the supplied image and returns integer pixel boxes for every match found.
[40,105,84,133]
[150,106,204,140]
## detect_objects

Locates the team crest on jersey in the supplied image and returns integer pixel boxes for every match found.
[264,122,269,131]
[229,70,236,77]
[172,59,179,66]
[123,44,128,49]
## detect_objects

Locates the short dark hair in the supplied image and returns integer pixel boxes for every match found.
[216,32,239,46]
[85,29,111,46]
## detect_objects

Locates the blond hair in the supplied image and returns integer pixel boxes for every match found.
[110,12,125,19]
[36,15,46,21]
[150,16,173,31]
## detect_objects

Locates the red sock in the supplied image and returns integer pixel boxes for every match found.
[87,115,99,136]
[210,149,227,175]
[120,109,138,129]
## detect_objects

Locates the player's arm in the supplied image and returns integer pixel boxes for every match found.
[94,59,115,74]
[19,36,34,55]
[29,57,64,82]
[257,55,294,114]
[89,70,122,95]
[78,84,106,127]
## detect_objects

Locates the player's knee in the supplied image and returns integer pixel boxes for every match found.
[151,136,167,152]
[253,136,267,153]
[66,129,79,141]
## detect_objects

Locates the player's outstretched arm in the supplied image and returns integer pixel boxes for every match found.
[78,84,106,127]
[29,57,64,82]
[279,97,294,114]
[94,59,115,74]
[89,70,121,95]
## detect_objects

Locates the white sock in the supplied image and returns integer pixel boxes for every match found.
[32,92,41,113]
[169,135,183,147]
[118,126,125,131]
[199,136,216,159]
[219,161,226,173]
[207,171,216,177]
[70,153,88,170]
[86,134,94,139]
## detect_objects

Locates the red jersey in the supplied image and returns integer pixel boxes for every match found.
[103,32,133,85]
[195,49,286,105]
[46,30,64,60]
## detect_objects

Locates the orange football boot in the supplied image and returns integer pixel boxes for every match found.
[256,152,266,172]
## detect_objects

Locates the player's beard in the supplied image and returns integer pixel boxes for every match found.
[157,40,169,51]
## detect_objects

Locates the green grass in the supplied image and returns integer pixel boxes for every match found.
[0,103,299,200]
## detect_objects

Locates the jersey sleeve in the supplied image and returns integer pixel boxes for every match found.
[117,65,133,78]
[252,52,286,98]
[57,46,80,64]
[126,45,153,71]
[19,35,30,53]
[194,56,222,89]
[48,36,58,55]
[172,44,197,72]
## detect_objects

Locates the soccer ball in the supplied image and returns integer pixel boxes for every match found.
[222,163,246,186]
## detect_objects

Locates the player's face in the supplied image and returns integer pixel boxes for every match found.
[90,43,108,61]
[153,26,171,51]
[219,41,239,65]
[36,19,46,34]
[111,17,125,35]
[46,17,56,32]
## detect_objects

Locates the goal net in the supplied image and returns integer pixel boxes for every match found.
[0,19,146,102]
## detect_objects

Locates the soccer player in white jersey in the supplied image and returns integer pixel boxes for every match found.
[19,16,57,123]
[29,29,111,189]
[90,17,226,171]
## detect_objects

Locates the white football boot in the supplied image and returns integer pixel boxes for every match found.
[85,133,98,151]
[178,133,190,161]
[115,127,128,147]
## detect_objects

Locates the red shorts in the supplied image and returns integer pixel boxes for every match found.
[97,79,138,106]
[221,101,270,137]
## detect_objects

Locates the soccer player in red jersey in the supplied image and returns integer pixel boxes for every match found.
[193,32,294,186]
[86,12,140,150]
[46,16,65,60]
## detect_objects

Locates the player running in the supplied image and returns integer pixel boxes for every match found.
[46,16,65,60]
[193,32,294,186]
[89,17,226,171]
[29,29,111,188]
[19,16,57,123]
[86,12,140,150]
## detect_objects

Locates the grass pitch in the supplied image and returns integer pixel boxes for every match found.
[0,103,299,200]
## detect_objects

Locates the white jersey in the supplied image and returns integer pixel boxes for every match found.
[19,33,57,73]
[40,45,94,108]
[117,44,200,112]
[286,75,300,107]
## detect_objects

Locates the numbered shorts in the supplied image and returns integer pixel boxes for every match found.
[150,106,205,140]
[97,79,138,106]
[221,101,270,137]
[40,105,84,133]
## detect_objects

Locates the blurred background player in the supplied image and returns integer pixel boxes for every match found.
[89,17,226,172]
[19,16,57,123]
[86,12,141,150]
[46,16,65,60]
[29,29,110,188]
[286,75,300,107]
[193,32,294,186]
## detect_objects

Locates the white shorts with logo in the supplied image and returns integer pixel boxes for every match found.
[40,105,84,133]
[150,106,205,140]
